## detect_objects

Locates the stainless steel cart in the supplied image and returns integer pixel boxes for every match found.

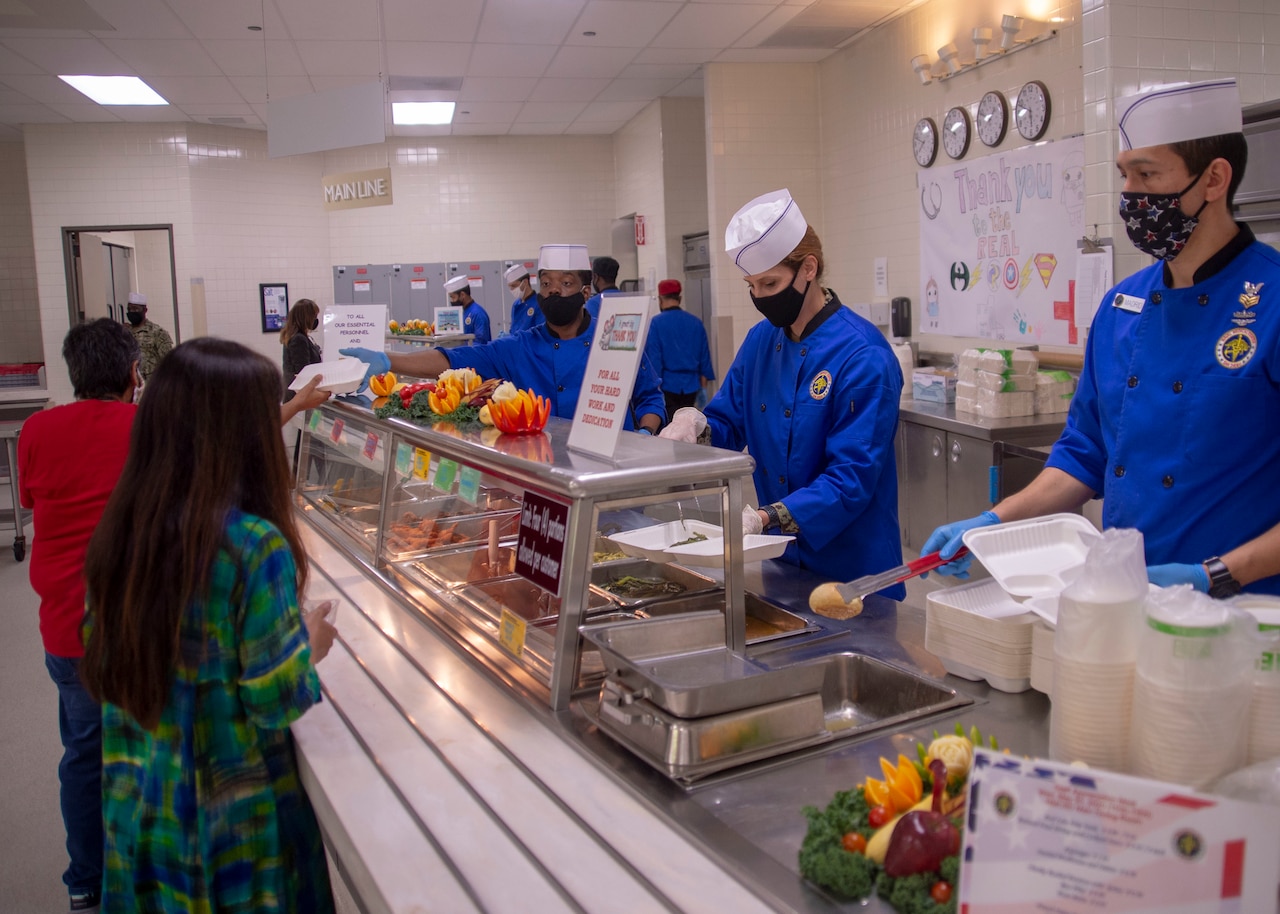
[0,420,28,560]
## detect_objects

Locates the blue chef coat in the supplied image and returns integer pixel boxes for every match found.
[646,307,715,395]
[462,302,491,344]
[442,314,666,429]
[585,288,621,322]
[508,292,543,336]
[704,291,905,594]
[1047,231,1280,595]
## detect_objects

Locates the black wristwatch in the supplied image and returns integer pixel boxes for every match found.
[1203,556,1242,599]
[760,504,781,532]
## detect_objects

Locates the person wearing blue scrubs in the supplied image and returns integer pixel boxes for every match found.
[443,274,492,344]
[645,279,715,422]
[924,78,1280,598]
[660,189,905,595]
[504,262,542,337]
[344,245,664,434]
[585,255,622,321]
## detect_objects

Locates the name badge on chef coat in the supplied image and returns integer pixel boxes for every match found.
[1112,293,1145,314]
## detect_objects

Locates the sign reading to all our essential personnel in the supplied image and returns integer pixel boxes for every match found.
[321,166,393,212]
[323,305,386,359]
[513,490,570,596]
[960,748,1280,912]
[568,293,654,458]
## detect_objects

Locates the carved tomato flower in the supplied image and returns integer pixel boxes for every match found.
[489,388,550,434]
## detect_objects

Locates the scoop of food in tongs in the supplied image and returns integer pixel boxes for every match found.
[808,548,967,619]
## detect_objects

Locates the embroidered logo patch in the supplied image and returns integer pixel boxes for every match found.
[809,370,832,400]
[1215,328,1256,370]
[526,306,535,316]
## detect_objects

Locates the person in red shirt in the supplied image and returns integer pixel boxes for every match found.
[19,318,139,912]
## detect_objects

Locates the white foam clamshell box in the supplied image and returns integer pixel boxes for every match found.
[955,385,1035,418]
[957,347,1038,377]
[961,513,1102,598]
[289,357,368,394]
[925,578,1037,693]
[609,521,793,566]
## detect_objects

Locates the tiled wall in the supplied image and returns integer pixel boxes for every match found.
[660,97,710,291]
[0,143,42,365]
[614,100,669,287]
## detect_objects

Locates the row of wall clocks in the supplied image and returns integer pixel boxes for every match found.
[913,80,1051,167]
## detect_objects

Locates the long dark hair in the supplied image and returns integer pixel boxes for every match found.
[81,338,307,730]
[279,298,319,345]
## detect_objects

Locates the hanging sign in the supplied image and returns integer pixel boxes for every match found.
[568,293,654,458]
[635,214,647,246]
[321,166,393,212]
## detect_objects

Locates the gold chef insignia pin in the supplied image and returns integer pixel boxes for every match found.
[809,370,832,400]
[1239,281,1263,309]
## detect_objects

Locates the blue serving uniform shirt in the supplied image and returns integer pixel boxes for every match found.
[442,313,666,429]
[704,291,905,594]
[508,292,543,336]
[1047,229,1280,595]
[585,288,622,322]
[462,302,491,344]
[646,307,715,395]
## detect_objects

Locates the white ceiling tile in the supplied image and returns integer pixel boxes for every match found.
[467,43,556,79]
[0,103,71,124]
[87,0,194,39]
[164,0,289,41]
[45,102,125,122]
[516,100,588,122]
[575,99,648,121]
[98,39,223,76]
[0,73,99,104]
[508,121,568,135]
[382,0,484,42]
[0,38,134,74]
[458,77,534,102]
[665,76,704,96]
[272,0,381,40]
[732,3,807,46]
[0,125,21,141]
[650,5,773,48]
[385,42,472,78]
[632,47,715,65]
[476,0,585,45]
[544,45,637,79]
[564,120,621,134]
[102,105,186,122]
[0,88,29,105]
[202,40,307,77]
[685,0,778,4]
[308,75,382,92]
[593,77,680,100]
[618,62,698,80]
[230,74,314,104]
[0,46,45,75]
[449,122,511,135]
[528,77,609,102]
[178,102,259,118]
[143,75,245,104]
[293,41,381,76]
[564,2,682,48]
[714,47,831,61]
[453,101,524,123]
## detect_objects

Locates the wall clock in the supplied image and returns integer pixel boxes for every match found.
[1014,80,1051,141]
[942,106,971,159]
[976,90,1008,147]
[913,117,939,167]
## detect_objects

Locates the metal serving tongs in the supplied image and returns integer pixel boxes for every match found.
[808,547,969,619]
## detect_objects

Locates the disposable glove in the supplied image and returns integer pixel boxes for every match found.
[742,505,764,536]
[920,510,1000,578]
[339,347,391,390]
[1147,563,1210,592]
[658,407,707,443]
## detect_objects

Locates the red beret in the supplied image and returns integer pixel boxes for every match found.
[658,279,682,297]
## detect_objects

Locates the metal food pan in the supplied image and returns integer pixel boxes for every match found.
[591,559,718,606]
[457,574,615,624]
[400,491,523,519]
[579,611,826,718]
[591,535,631,565]
[637,592,819,645]
[410,544,520,589]
[383,510,521,561]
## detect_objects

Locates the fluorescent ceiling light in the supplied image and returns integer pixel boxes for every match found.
[392,101,455,125]
[58,75,168,106]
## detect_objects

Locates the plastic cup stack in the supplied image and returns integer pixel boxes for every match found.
[1130,588,1255,789]
[1049,528,1148,772]
[1230,596,1280,766]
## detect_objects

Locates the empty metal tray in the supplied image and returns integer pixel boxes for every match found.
[410,544,520,588]
[457,574,615,624]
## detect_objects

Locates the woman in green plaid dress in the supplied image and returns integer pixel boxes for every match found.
[82,338,337,913]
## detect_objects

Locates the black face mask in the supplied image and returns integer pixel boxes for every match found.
[126,311,144,326]
[1118,171,1207,262]
[539,291,585,327]
[310,318,319,331]
[750,272,810,328]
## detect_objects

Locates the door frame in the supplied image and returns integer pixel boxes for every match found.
[61,223,180,340]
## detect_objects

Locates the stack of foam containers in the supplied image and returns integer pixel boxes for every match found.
[1035,369,1076,415]
[924,578,1038,692]
[955,348,1038,418]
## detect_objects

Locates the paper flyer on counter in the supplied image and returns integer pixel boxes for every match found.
[960,747,1280,913]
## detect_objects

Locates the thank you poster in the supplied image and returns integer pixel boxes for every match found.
[919,135,1086,345]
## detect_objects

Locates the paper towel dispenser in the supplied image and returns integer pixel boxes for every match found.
[891,297,911,338]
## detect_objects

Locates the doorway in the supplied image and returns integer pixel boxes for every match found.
[61,224,180,343]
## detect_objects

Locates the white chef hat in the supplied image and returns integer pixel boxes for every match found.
[127,292,147,306]
[725,188,808,276]
[538,244,590,272]
[504,262,530,283]
[1116,78,1242,152]
[443,274,469,294]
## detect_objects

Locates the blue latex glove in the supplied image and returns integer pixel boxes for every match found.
[339,347,390,390]
[920,510,1000,579]
[1147,563,1210,592]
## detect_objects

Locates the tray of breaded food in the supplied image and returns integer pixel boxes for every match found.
[383,508,521,561]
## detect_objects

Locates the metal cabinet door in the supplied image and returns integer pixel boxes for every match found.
[895,423,908,546]
[903,422,948,550]
[945,432,995,522]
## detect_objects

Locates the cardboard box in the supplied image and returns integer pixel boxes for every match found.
[912,368,957,403]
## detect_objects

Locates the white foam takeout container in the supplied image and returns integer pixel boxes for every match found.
[664,533,794,567]
[609,521,793,566]
[288,357,368,395]
[961,513,1102,599]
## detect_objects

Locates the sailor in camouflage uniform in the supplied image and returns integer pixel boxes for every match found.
[125,292,173,381]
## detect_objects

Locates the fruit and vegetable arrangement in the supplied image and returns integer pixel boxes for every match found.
[389,319,434,336]
[799,724,997,912]
[374,368,533,430]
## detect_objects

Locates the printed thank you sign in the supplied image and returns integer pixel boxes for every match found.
[568,293,654,458]
[323,305,386,358]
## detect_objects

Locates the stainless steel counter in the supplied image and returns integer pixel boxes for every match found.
[899,399,1067,444]
[293,516,1050,912]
